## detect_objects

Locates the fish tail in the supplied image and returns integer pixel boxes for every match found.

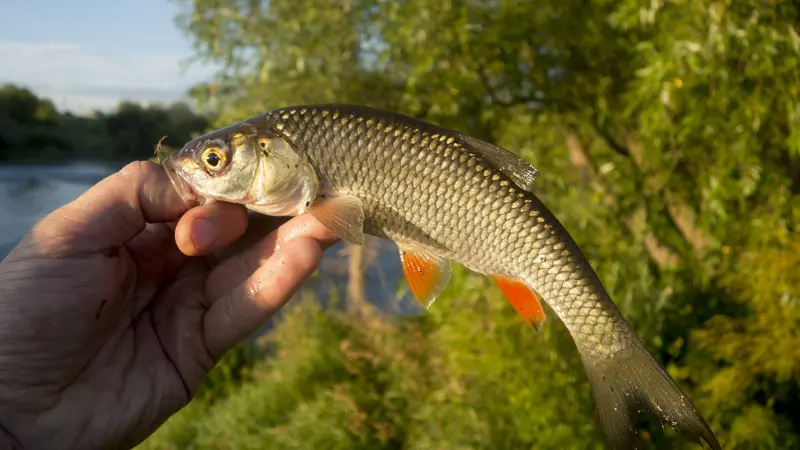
[579,339,720,450]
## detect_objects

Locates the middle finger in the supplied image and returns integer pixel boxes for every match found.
[203,213,339,303]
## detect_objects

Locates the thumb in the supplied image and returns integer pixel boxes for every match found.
[21,161,191,257]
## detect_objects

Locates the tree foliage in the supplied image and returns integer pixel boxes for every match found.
[141,1,800,448]
[0,84,210,163]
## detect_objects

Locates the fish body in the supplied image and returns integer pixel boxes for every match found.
[163,104,720,450]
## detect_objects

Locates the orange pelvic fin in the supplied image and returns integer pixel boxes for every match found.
[491,275,546,332]
[398,246,451,309]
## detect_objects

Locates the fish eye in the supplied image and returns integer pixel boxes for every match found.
[201,146,227,172]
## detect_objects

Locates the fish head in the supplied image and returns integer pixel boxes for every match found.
[163,121,318,215]
[163,122,260,204]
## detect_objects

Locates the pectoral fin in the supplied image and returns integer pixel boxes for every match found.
[491,275,546,331]
[309,194,365,245]
[398,245,451,309]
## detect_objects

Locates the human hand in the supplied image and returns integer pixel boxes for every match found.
[0,161,338,449]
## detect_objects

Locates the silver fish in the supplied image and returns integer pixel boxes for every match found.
[163,104,720,450]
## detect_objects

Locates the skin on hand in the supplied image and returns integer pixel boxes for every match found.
[0,161,338,449]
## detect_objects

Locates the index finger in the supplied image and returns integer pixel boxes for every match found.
[203,213,339,300]
[26,161,191,256]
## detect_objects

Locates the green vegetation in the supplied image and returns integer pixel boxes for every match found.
[0,84,209,163]
[8,0,798,448]
[137,1,800,448]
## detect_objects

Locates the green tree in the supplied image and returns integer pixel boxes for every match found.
[0,84,58,125]
[0,83,210,163]
[0,84,66,161]
[103,101,210,160]
[142,1,800,448]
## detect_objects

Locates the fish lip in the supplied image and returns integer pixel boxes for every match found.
[162,156,198,204]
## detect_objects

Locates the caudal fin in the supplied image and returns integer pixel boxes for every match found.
[581,340,721,450]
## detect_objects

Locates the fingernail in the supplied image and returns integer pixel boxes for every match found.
[192,218,218,252]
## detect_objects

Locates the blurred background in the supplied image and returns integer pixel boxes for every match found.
[2,0,800,448]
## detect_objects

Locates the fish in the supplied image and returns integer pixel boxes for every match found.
[162,104,721,450]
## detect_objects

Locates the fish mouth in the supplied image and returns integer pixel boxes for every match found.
[162,156,198,204]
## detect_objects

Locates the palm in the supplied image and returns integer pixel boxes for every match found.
[0,223,208,448]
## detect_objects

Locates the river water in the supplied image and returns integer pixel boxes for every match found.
[0,163,420,315]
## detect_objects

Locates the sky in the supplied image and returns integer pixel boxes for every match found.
[0,0,217,114]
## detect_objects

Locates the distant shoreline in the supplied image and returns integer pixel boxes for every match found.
[0,158,150,171]
[0,161,121,185]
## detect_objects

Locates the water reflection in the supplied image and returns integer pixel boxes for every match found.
[0,163,421,316]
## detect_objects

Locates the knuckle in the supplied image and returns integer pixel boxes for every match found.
[118,160,153,181]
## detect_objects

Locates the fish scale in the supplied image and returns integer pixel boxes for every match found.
[270,106,622,350]
[165,104,721,450]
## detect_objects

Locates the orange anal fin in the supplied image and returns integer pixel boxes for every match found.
[399,246,451,309]
[491,275,546,332]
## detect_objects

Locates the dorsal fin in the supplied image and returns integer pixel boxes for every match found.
[458,134,540,191]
